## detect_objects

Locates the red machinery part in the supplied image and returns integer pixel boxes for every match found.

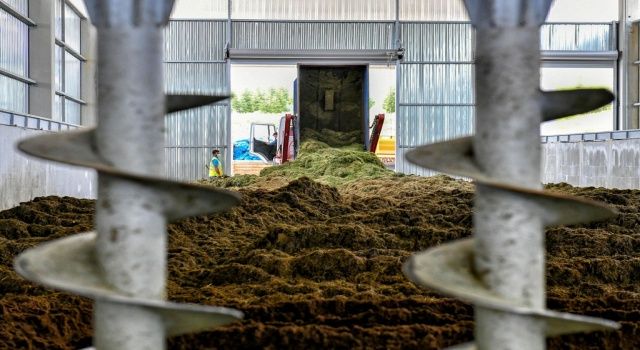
[281,114,294,163]
[368,114,385,153]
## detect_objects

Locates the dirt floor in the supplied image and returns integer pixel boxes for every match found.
[0,172,638,349]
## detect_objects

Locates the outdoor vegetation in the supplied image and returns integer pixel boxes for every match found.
[383,88,396,114]
[231,88,293,114]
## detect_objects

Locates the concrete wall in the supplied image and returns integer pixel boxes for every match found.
[542,138,640,189]
[0,125,96,210]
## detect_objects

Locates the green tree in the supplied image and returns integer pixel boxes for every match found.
[253,89,266,112]
[261,88,280,113]
[383,88,396,114]
[232,90,256,113]
[232,88,293,114]
[368,99,375,110]
[268,88,292,113]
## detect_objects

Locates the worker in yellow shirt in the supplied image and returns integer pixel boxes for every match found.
[208,149,224,177]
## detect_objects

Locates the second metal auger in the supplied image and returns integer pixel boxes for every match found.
[403,1,619,349]
[13,1,242,349]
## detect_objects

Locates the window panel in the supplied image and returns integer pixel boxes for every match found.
[64,51,81,99]
[0,75,27,113]
[64,98,81,125]
[4,0,28,16]
[55,1,84,125]
[64,4,81,52]
[53,94,63,121]
[55,0,63,40]
[0,9,29,76]
[55,45,63,91]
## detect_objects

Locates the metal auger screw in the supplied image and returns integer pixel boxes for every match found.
[14,1,242,349]
[402,1,619,349]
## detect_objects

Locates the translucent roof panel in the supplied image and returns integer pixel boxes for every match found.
[171,0,229,19]
[231,0,396,20]
[546,0,618,22]
[169,0,617,23]
[399,0,469,21]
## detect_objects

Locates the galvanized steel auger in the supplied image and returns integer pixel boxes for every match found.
[13,1,242,349]
[403,1,620,349]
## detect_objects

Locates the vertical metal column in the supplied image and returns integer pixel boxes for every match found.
[14,1,244,349]
[618,0,640,130]
[402,1,620,349]
[90,2,170,348]
[226,0,233,174]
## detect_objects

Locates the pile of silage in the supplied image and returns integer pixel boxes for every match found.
[0,176,638,349]
[199,139,396,189]
[258,139,394,187]
[301,128,363,148]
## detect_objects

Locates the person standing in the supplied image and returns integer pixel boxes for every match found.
[208,149,224,177]
[268,132,278,160]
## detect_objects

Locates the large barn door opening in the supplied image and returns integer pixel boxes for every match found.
[297,65,368,148]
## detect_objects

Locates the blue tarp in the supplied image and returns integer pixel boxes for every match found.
[233,139,261,161]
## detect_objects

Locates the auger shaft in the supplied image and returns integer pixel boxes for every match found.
[93,12,168,350]
[472,11,546,350]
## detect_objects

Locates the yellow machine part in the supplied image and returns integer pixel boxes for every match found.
[375,136,396,156]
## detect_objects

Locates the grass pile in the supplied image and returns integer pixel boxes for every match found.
[199,138,396,189]
[301,128,362,148]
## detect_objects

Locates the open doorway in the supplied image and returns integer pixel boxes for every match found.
[297,65,367,147]
[230,63,396,174]
[230,64,296,174]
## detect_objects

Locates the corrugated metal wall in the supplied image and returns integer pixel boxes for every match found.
[165,106,228,180]
[232,21,394,50]
[164,12,616,178]
[396,22,474,175]
[164,20,230,181]
[395,22,615,175]
[541,23,614,51]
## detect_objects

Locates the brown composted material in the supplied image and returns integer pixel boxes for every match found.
[0,177,639,349]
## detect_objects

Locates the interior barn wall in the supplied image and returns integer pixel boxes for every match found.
[0,125,96,210]
[542,138,640,189]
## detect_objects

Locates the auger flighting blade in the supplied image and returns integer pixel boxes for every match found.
[14,232,243,337]
[403,1,620,349]
[167,94,230,114]
[541,89,614,121]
